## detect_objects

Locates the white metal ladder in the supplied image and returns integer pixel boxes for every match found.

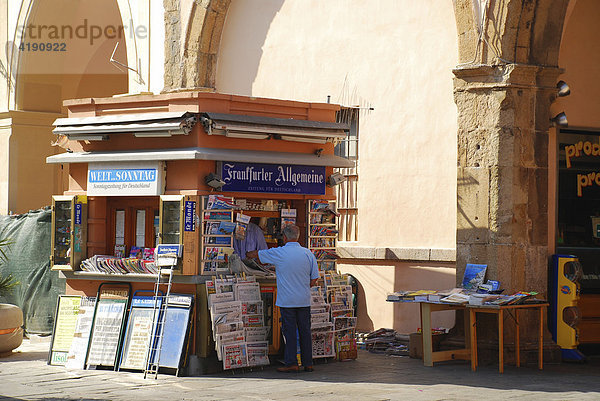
[144,262,175,379]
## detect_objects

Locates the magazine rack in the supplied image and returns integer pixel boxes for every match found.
[307,200,338,271]
[200,195,235,275]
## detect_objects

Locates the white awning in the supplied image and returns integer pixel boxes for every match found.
[46,147,355,168]
[200,112,349,144]
[52,112,197,139]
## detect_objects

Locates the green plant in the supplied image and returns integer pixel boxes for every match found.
[0,237,9,262]
[0,237,18,296]
[0,273,19,296]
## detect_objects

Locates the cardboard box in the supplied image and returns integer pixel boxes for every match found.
[409,332,445,359]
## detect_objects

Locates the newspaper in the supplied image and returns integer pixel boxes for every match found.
[247,341,270,367]
[242,314,264,327]
[311,312,330,325]
[245,326,269,342]
[209,292,234,307]
[235,282,261,302]
[216,330,245,361]
[333,316,357,332]
[242,300,263,316]
[223,342,248,370]
[310,304,330,315]
[312,331,335,358]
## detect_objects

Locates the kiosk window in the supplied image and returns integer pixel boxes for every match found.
[557,129,600,247]
[108,198,159,257]
[115,210,125,246]
[135,209,146,247]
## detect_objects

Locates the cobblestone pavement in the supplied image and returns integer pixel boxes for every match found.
[1,338,600,401]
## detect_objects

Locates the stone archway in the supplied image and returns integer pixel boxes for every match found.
[452,0,570,349]
[163,0,230,91]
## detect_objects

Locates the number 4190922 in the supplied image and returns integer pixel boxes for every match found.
[19,42,66,51]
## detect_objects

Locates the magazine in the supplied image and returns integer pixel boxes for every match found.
[129,246,143,259]
[462,264,487,290]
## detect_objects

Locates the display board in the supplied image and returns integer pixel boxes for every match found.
[85,284,130,368]
[48,295,82,365]
[65,297,97,370]
[152,294,193,372]
[119,293,161,371]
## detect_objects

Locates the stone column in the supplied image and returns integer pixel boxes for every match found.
[453,64,560,358]
[163,0,183,91]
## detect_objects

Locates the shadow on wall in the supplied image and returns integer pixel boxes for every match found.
[339,261,456,334]
[216,0,284,95]
[353,274,374,332]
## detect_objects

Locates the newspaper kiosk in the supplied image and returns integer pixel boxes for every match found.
[46,91,352,373]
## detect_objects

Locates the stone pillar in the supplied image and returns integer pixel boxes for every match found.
[163,0,183,91]
[453,64,560,358]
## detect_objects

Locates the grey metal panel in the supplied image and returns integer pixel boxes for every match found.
[201,112,349,131]
[53,121,187,135]
[53,111,194,127]
[46,147,355,168]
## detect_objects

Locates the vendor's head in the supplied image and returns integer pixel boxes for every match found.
[282,224,300,243]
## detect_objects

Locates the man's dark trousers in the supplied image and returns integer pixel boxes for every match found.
[280,306,312,367]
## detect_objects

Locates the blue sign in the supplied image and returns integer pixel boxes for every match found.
[74,203,82,225]
[220,162,326,195]
[88,169,156,183]
[184,201,196,232]
[131,296,161,308]
[157,244,183,257]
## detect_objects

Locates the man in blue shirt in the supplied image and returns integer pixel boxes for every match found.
[246,224,319,372]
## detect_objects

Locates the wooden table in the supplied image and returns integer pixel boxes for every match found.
[419,301,548,373]
[420,302,471,366]
[468,303,548,373]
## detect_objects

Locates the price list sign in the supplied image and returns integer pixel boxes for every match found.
[86,287,130,368]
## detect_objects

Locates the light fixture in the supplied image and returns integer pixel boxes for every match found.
[550,112,568,127]
[557,80,571,97]
[328,172,347,187]
[205,173,225,189]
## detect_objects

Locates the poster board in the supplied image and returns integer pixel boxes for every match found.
[152,294,193,372]
[48,295,82,365]
[119,294,161,371]
[65,297,97,370]
[85,284,131,368]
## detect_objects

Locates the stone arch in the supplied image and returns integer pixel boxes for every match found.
[453,0,569,66]
[163,0,230,91]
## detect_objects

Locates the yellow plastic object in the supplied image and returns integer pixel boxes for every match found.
[555,256,581,349]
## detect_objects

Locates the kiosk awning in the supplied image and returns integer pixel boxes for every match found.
[46,147,355,168]
[52,112,197,140]
[200,112,349,144]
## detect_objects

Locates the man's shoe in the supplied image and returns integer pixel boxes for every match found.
[304,366,314,372]
[277,365,299,373]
